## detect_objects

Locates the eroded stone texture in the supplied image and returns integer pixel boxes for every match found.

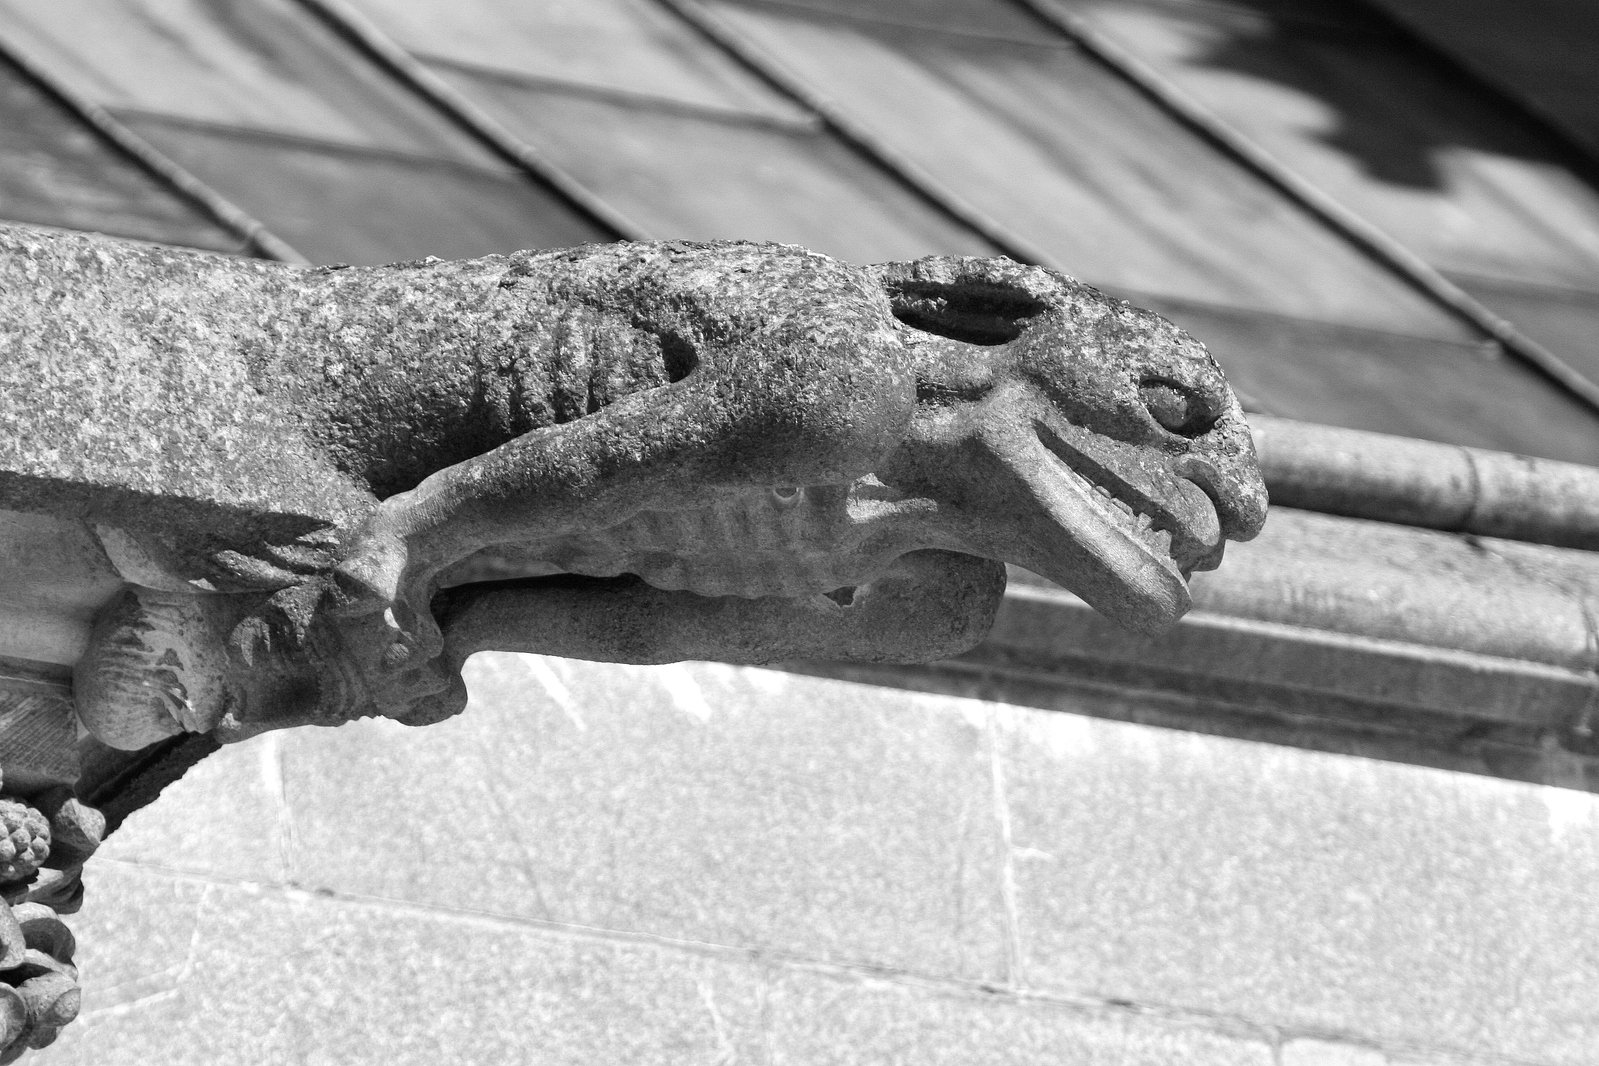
[2,222,1267,1059]
[2,224,1264,749]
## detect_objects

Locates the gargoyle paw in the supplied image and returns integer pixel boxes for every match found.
[333,525,443,666]
[331,529,408,616]
[380,604,444,665]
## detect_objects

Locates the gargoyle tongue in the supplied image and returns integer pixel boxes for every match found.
[971,423,1192,635]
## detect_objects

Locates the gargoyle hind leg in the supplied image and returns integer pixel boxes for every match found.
[334,364,912,659]
[402,550,1005,720]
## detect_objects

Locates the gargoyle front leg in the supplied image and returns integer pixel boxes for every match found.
[334,340,916,664]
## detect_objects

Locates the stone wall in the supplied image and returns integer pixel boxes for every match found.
[47,655,1599,1065]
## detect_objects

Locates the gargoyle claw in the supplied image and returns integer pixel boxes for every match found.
[330,533,409,617]
[332,523,446,670]
[380,605,444,664]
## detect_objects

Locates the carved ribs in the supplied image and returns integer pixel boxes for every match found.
[442,481,920,600]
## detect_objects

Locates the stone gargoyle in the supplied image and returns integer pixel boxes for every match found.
[0,224,1265,1057]
[3,224,1267,753]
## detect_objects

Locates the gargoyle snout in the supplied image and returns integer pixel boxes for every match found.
[1174,451,1268,546]
[1127,324,1268,551]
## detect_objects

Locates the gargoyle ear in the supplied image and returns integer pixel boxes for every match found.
[873,260,1049,347]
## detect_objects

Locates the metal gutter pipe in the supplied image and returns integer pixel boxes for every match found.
[1252,415,1599,551]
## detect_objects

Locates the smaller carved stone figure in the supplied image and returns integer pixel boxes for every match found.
[1,227,1267,751]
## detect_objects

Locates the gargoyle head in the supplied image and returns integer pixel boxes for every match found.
[873,257,1268,635]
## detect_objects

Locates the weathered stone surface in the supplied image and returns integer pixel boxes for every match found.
[0,228,366,533]
[52,865,769,1066]
[762,974,1276,1066]
[1279,1041,1391,1066]
[999,700,1599,1065]
[29,660,1599,1064]
[95,736,286,885]
[0,686,76,792]
[2,224,1265,751]
[49,865,1281,1066]
[46,863,206,1013]
[1278,1041,1473,1066]
[2,223,1266,1057]
[0,510,123,669]
[283,655,1012,982]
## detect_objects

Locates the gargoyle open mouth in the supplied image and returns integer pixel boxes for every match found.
[1049,444,1180,565]
[1009,425,1219,635]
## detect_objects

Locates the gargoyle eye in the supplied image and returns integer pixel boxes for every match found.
[1139,378,1216,437]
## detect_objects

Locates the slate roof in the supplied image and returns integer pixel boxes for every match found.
[2,0,1597,463]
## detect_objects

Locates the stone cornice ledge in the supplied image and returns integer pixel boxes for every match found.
[987,509,1598,727]
[71,435,1599,810]
[805,428,1599,787]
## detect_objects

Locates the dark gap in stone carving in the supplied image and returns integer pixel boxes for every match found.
[884,280,1047,346]
[823,586,857,607]
[659,331,697,383]
[432,573,645,626]
[436,570,638,599]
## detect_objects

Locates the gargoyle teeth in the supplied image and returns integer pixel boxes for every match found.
[1038,435,1186,568]
[1066,461,1174,559]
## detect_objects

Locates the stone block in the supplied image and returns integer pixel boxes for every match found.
[281,654,1011,982]
[1279,1039,1479,1066]
[1280,1040,1389,1066]
[98,733,287,883]
[60,862,208,1014]
[764,971,1274,1065]
[47,861,1288,1066]
[51,870,767,1065]
[998,699,1599,1065]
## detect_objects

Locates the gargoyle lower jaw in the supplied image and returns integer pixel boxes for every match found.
[1010,430,1213,635]
[1036,427,1226,569]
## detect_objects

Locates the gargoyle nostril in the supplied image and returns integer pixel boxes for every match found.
[1175,454,1269,541]
[1139,378,1216,437]
[883,279,1048,346]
